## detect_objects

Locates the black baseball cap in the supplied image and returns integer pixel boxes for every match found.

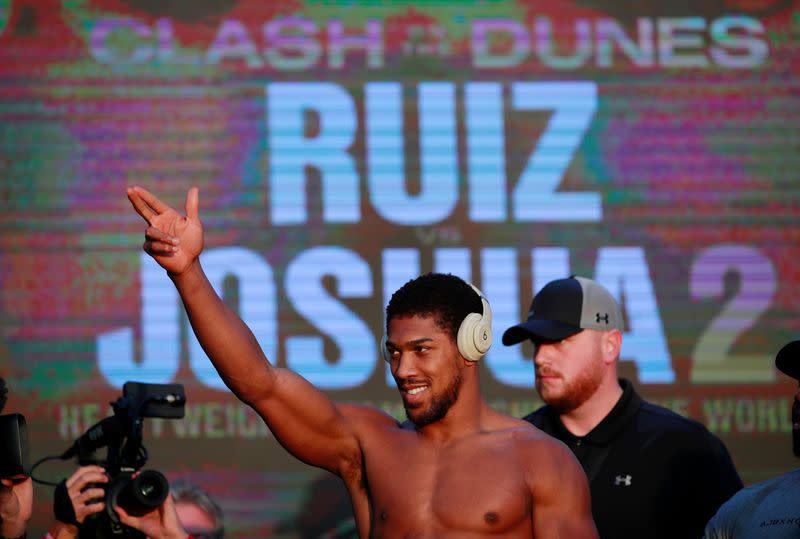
[776,340,800,380]
[502,276,624,346]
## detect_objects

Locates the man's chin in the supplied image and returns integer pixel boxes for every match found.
[539,392,580,414]
[404,405,422,420]
[536,386,562,405]
[405,405,444,427]
[405,412,429,427]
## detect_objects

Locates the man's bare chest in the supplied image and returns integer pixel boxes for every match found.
[359,437,531,535]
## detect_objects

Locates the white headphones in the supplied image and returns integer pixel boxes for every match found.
[381,283,493,363]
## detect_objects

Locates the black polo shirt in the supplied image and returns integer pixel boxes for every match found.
[526,379,743,539]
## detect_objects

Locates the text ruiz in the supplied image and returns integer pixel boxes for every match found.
[268,81,600,225]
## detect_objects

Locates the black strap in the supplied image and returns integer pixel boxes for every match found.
[53,479,78,526]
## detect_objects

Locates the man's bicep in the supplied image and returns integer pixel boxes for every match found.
[250,368,365,474]
[530,443,598,539]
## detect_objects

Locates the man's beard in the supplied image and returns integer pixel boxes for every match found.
[405,371,462,427]
[537,364,603,414]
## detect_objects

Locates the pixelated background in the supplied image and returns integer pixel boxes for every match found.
[1,0,798,536]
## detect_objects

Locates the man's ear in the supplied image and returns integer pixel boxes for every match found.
[461,355,479,368]
[602,329,622,364]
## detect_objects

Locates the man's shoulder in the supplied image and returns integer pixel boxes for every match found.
[733,468,800,500]
[523,398,719,442]
[338,402,409,430]
[635,399,734,459]
[488,409,558,446]
[509,423,583,472]
[637,399,712,436]
[511,412,574,459]
[707,469,800,533]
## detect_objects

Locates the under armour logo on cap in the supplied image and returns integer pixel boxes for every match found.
[614,474,632,486]
[501,275,624,346]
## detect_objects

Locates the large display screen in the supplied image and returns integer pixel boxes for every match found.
[1,0,798,536]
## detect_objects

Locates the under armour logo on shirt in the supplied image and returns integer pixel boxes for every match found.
[614,474,632,486]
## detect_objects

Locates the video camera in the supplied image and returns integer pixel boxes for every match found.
[56,381,186,539]
[0,376,29,481]
[0,413,29,480]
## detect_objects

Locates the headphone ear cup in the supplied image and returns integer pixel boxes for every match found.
[380,334,391,363]
[457,313,490,362]
[472,316,492,356]
[457,285,493,362]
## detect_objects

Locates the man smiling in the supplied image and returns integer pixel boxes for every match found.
[126,185,598,538]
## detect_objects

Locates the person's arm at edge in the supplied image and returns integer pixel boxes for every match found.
[701,492,739,539]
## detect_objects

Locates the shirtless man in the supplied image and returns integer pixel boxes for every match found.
[126,186,597,538]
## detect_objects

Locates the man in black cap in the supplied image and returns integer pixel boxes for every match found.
[503,275,743,539]
[703,340,800,538]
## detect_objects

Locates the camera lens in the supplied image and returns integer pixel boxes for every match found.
[112,470,169,516]
[130,470,168,508]
[139,482,156,498]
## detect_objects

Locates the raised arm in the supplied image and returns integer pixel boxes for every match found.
[528,438,598,539]
[126,186,364,474]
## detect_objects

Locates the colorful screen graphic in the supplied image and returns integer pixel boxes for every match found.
[1,0,798,536]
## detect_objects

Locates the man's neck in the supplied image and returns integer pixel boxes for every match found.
[559,377,623,437]
[416,391,489,444]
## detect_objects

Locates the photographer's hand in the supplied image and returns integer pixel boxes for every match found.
[49,465,109,539]
[0,476,32,539]
[65,465,108,525]
[116,494,189,539]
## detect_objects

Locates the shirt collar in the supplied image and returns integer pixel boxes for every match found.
[544,378,642,446]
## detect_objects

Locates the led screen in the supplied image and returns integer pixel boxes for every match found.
[1,0,798,536]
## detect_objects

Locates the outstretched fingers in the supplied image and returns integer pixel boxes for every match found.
[127,186,172,224]
[127,187,157,223]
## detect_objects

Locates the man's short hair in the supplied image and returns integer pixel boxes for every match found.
[776,340,800,380]
[171,479,224,538]
[386,273,483,341]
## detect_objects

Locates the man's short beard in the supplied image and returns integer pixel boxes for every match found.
[538,365,603,415]
[406,371,462,427]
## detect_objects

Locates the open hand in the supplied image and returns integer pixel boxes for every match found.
[127,186,204,276]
